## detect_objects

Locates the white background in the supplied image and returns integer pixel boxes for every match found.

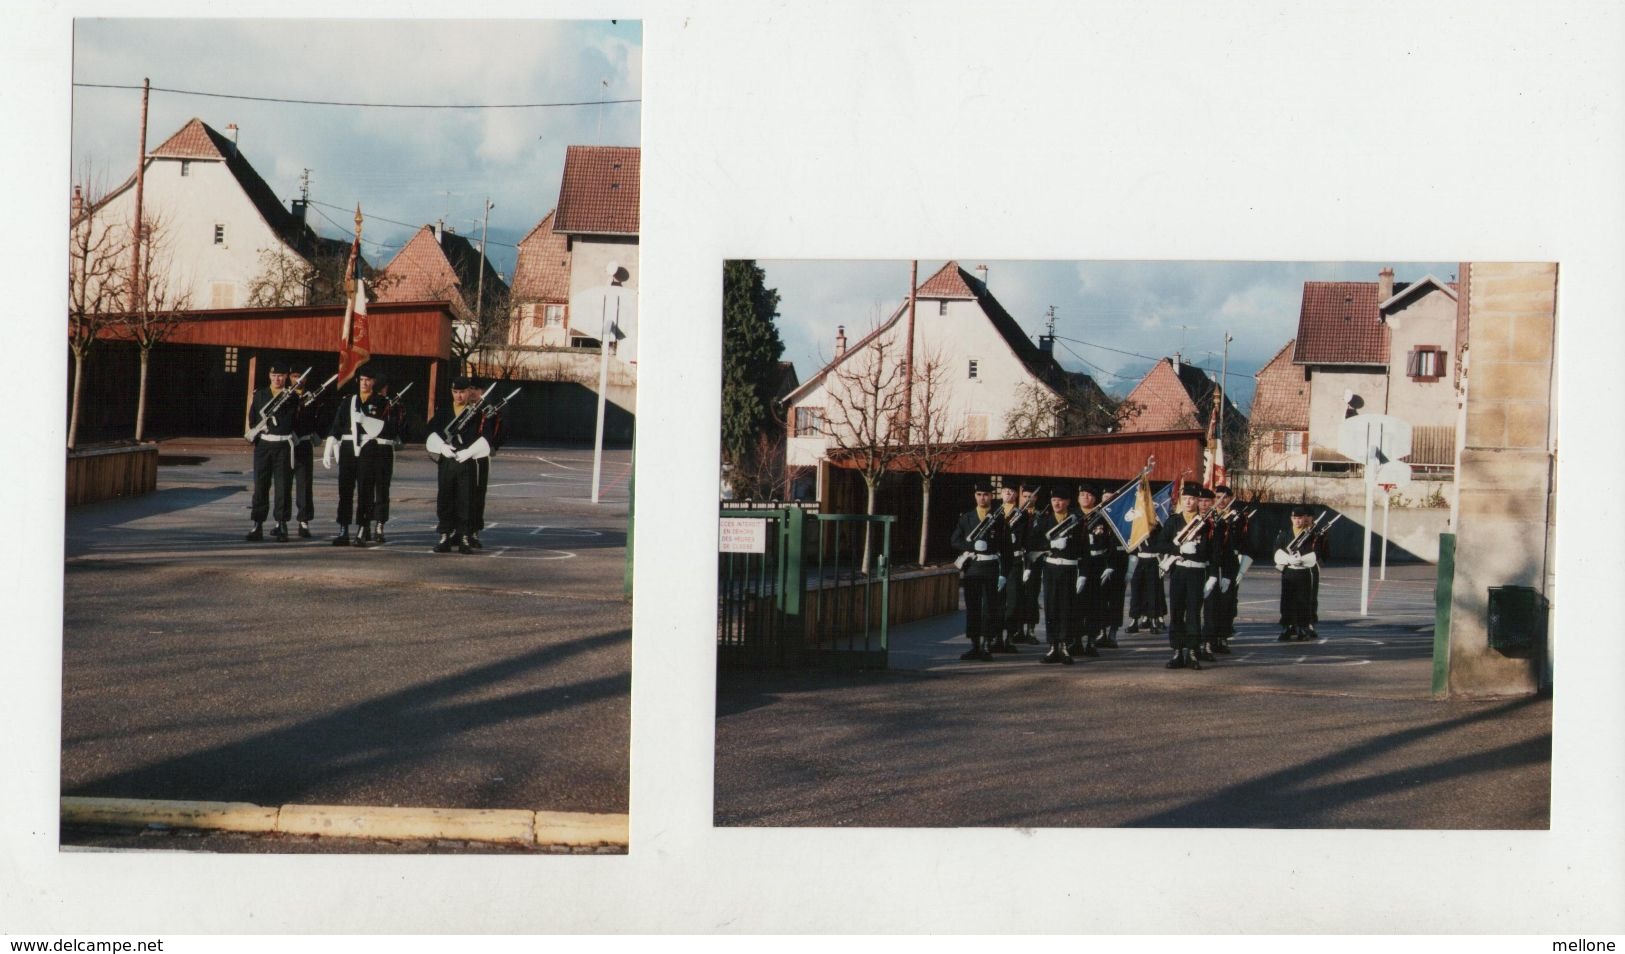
[4,0,1623,936]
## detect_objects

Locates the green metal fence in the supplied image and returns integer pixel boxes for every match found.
[717,507,893,669]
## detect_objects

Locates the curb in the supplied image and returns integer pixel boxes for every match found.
[61,797,628,849]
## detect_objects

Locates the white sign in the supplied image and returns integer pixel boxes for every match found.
[570,284,639,365]
[1337,413,1413,463]
[719,518,768,554]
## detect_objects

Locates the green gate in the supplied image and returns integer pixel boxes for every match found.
[717,507,892,669]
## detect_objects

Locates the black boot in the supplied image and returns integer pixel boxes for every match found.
[298,521,311,539]
[1196,641,1215,662]
[1081,635,1100,658]
[1056,641,1074,665]
[1214,637,1232,654]
[458,533,474,554]
[1126,617,1142,634]
[468,532,483,550]
[273,522,289,542]
[1150,617,1164,633]
[245,522,264,542]
[354,522,372,547]
[1279,626,1295,641]
[960,638,984,661]
[373,523,386,544]
[1166,650,1185,669]
[1186,648,1202,671]
[332,526,351,546]
[1016,626,1040,645]
[433,533,452,553]
[1097,628,1119,649]
[1298,626,1317,642]
[1065,639,1083,656]
[993,633,1018,654]
[1041,643,1063,665]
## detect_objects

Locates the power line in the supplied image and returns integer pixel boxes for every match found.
[72,81,640,110]
[305,199,519,250]
[1051,333,1253,383]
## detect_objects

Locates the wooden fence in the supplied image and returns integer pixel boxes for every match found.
[66,443,158,506]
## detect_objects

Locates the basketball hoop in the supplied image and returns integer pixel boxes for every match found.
[1379,483,1397,494]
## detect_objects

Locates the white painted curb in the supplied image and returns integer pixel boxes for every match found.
[61,796,628,849]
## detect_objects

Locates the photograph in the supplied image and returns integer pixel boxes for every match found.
[60,17,640,853]
[716,258,1555,829]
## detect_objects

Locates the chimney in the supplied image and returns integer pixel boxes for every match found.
[1378,266,1395,303]
[289,198,307,228]
[71,184,84,219]
[1038,332,1053,355]
[225,123,240,158]
[974,264,989,288]
[435,218,445,244]
[835,325,848,357]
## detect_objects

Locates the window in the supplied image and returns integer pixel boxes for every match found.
[544,304,564,327]
[1284,431,1305,454]
[794,406,825,437]
[223,346,238,373]
[213,224,225,245]
[967,359,979,380]
[210,282,235,309]
[965,412,989,442]
[938,301,948,316]
[180,160,191,177]
[1407,346,1447,381]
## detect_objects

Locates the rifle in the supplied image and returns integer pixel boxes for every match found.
[300,373,338,407]
[954,509,1002,570]
[245,366,312,441]
[357,382,415,444]
[425,382,498,461]
[1157,508,1213,575]
[482,386,522,415]
[1287,511,1342,555]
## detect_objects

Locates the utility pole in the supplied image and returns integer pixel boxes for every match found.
[474,198,494,374]
[130,77,150,309]
[902,260,918,437]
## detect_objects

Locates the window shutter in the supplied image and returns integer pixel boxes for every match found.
[1273,431,1284,453]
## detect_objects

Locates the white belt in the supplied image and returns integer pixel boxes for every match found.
[257,433,294,443]
[1046,557,1079,566]
[1011,549,1027,557]
[1174,559,1209,569]
[1089,548,1110,556]
[969,553,1000,562]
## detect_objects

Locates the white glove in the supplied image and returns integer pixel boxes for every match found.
[1100,568,1114,584]
[1180,541,1198,555]
[1022,568,1032,583]
[321,436,337,470]
[1054,535,1069,549]
[455,446,474,463]
[1219,578,1231,593]
[997,576,1007,592]
[974,539,988,553]
[1203,578,1217,598]
[1274,548,1291,570]
[1075,575,1085,594]
[1299,551,1318,568]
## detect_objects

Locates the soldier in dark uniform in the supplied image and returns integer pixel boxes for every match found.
[1193,486,1221,662]
[428,376,506,554]
[1029,483,1084,665]
[1074,482,1113,657]
[1209,485,1249,654]
[244,359,298,542]
[289,370,330,539]
[364,373,408,544]
[324,368,406,546]
[1150,482,1218,670]
[950,481,1006,661]
[1274,504,1326,641]
[1126,500,1167,634]
[1097,488,1130,649]
[997,482,1041,648]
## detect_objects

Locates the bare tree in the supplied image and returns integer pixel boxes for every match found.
[1003,379,1140,438]
[115,209,194,441]
[898,348,967,565]
[67,170,129,449]
[823,336,910,573]
[243,246,315,308]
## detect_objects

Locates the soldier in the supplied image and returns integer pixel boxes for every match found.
[1030,483,1084,665]
[366,373,409,544]
[1097,488,1130,649]
[1125,523,1167,635]
[1209,485,1249,654]
[997,482,1041,648]
[323,368,405,546]
[1274,504,1326,641]
[427,376,506,554]
[244,359,298,542]
[950,481,1006,661]
[1193,486,1222,662]
[1151,481,1218,670]
[1074,482,1113,657]
[289,369,330,539]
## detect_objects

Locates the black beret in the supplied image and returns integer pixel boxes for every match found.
[451,376,476,390]
[973,481,994,493]
[1291,504,1315,517]
[360,370,388,389]
[1198,487,1216,499]
[1076,482,1101,498]
[1181,481,1204,497]
[1214,484,1233,496]
[1051,482,1074,499]
[268,358,291,373]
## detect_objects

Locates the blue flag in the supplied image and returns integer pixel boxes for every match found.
[1151,481,1175,524]
[1099,483,1141,548]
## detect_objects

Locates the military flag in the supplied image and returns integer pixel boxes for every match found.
[336,206,370,388]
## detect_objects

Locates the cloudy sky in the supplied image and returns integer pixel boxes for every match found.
[762,259,1460,412]
[70,18,641,280]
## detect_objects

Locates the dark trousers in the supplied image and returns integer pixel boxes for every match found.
[336,442,390,526]
[1128,556,1166,619]
[249,439,293,523]
[1216,573,1240,637]
[1002,556,1038,635]
[373,445,396,524]
[469,458,491,531]
[1279,567,1319,627]
[1167,565,1209,651]
[1041,561,1079,646]
[962,567,1000,643]
[436,457,478,537]
[1105,551,1128,628]
[1078,561,1110,634]
[292,439,315,523]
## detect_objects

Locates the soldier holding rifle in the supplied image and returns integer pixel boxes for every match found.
[426,377,510,554]
[290,369,336,539]
[951,481,1007,661]
[998,482,1043,648]
[243,358,301,542]
[323,366,406,547]
[1029,483,1085,665]
[1150,482,1219,670]
[1274,504,1335,641]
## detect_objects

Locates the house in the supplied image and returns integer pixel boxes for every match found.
[509,210,596,349]
[1292,268,1460,473]
[1249,338,1311,472]
[1117,355,1245,436]
[782,261,1105,486]
[71,117,345,310]
[373,222,508,320]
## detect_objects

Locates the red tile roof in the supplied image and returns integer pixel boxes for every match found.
[915,260,977,299]
[149,118,230,160]
[511,210,571,303]
[1119,358,1204,432]
[1292,281,1389,366]
[374,226,508,320]
[1250,339,1309,429]
[553,146,640,236]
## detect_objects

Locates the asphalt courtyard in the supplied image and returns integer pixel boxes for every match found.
[715,562,1553,829]
[60,438,631,847]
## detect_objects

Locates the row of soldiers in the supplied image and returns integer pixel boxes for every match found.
[951,479,1327,669]
[244,360,507,554]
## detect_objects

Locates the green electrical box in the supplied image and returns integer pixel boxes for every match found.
[1486,585,1547,653]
